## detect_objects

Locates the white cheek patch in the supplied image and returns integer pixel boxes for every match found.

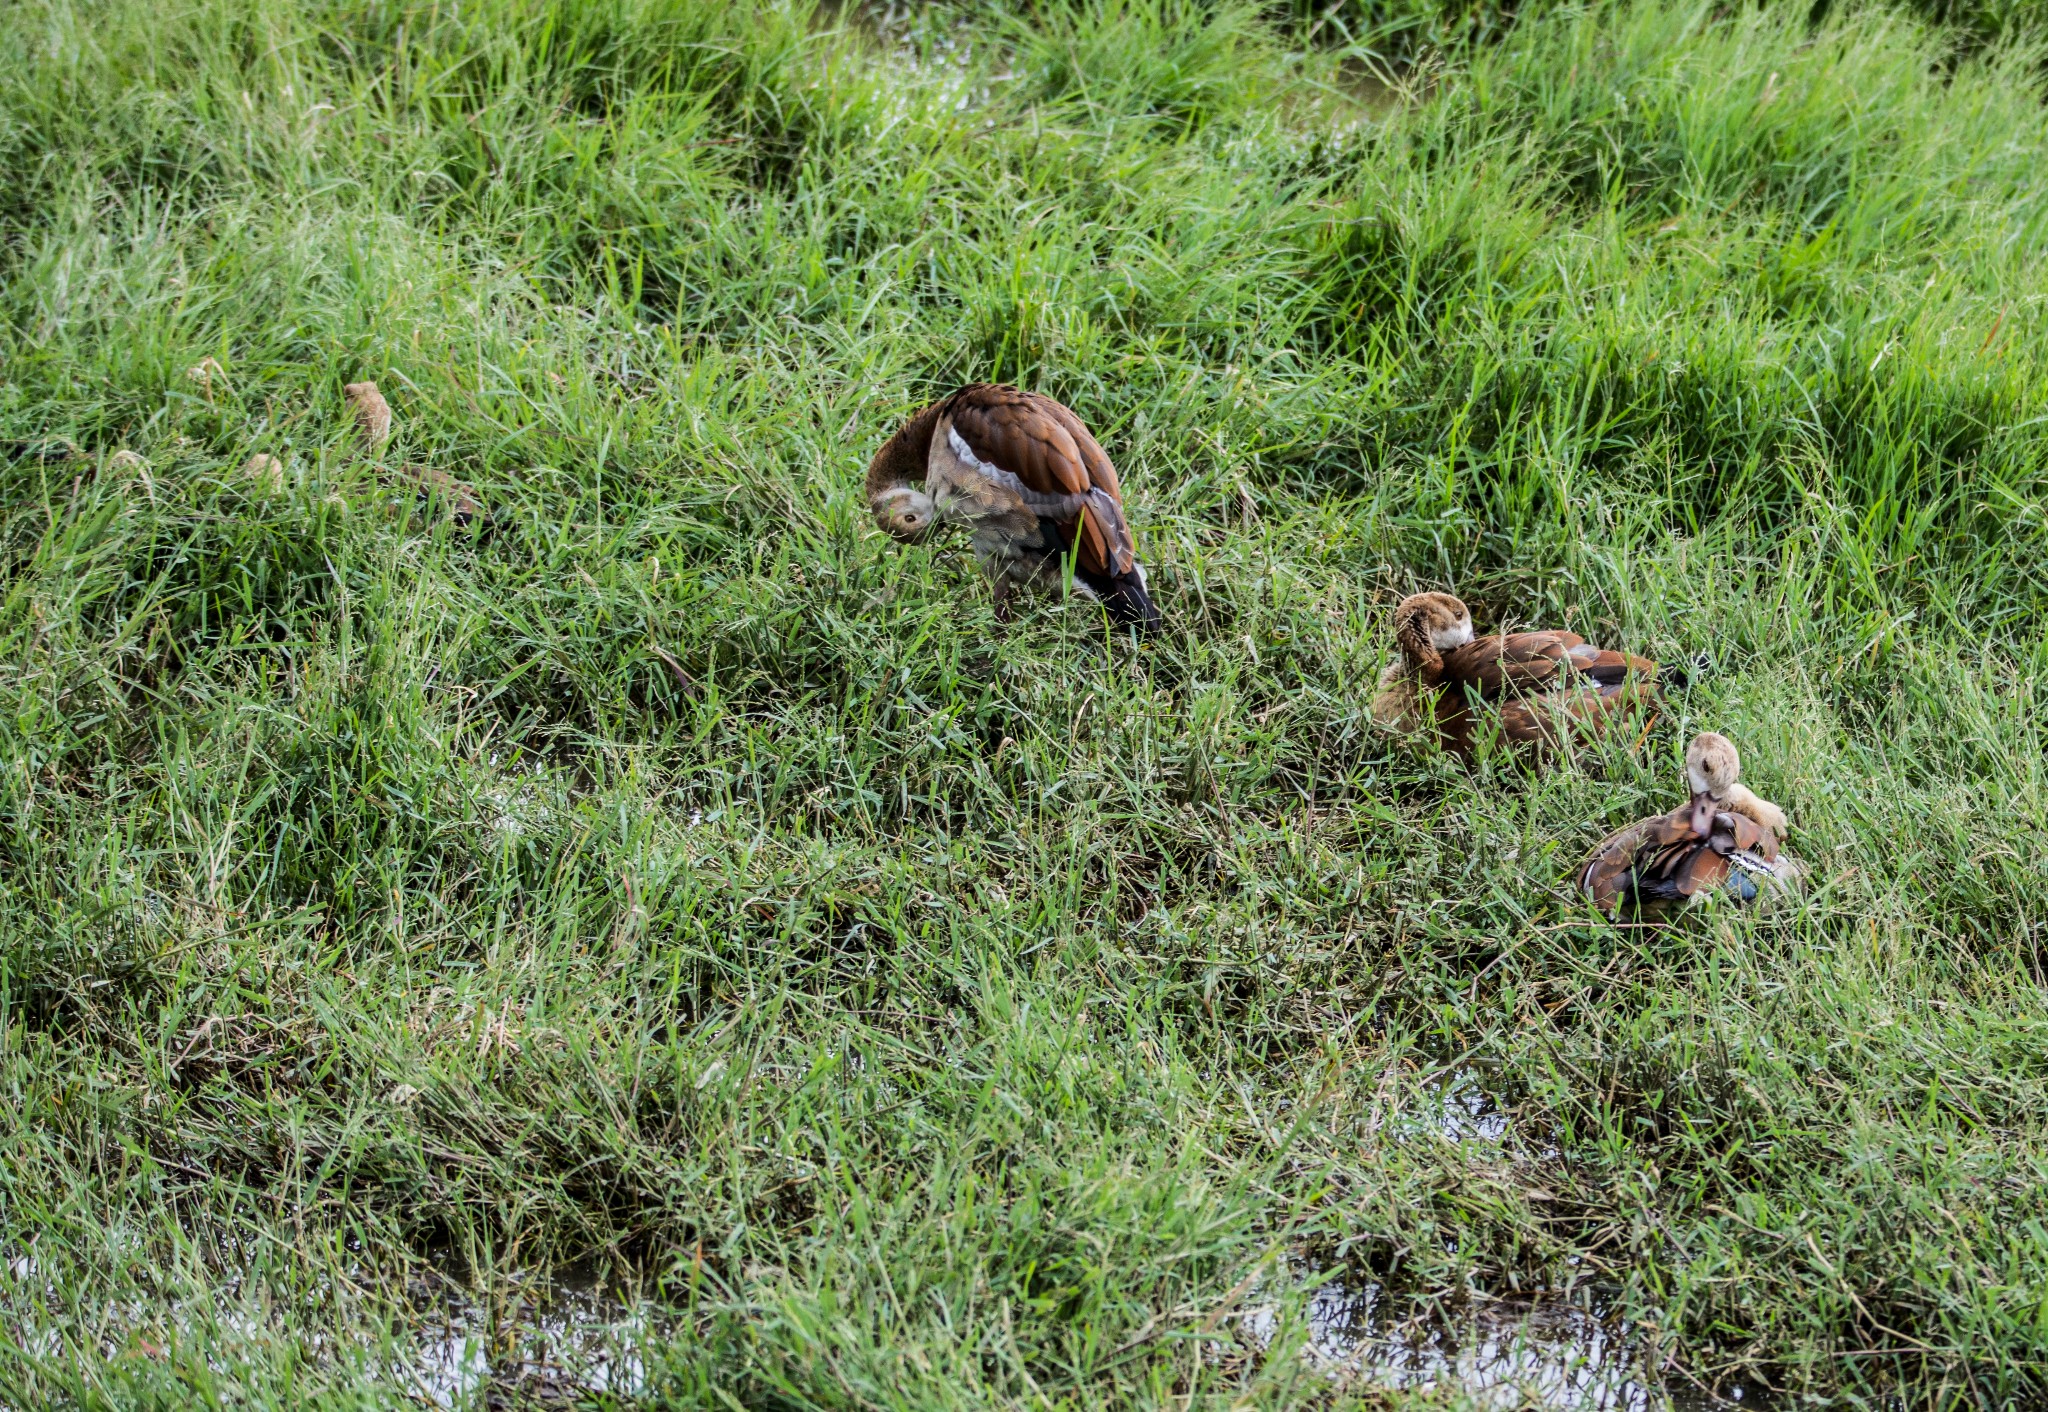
[1431,620,1474,650]
[1687,767,1712,795]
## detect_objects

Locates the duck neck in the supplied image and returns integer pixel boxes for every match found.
[866,400,945,502]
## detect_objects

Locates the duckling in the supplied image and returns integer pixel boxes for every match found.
[1578,732,1801,918]
[345,381,392,451]
[867,384,1160,631]
[1372,591,1670,760]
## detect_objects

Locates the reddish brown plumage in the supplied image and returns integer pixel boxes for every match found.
[1376,591,1666,761]
[940,384,1138,583]
[1433,628,1662,758]
[865,401,944,506]
[1579,796,1785,918]
[866,384,1157,629]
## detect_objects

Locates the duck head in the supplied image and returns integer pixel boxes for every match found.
[1390,591,1474,682]
[1684,731,1741,836]
[866,400,948,543]
[872,482,939,543]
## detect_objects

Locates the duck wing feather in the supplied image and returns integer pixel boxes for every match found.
[1580,805,1704,915]
[1442,631,1659,701]
[944,384,1139,581]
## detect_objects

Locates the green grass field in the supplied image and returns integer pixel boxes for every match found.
[6,0,2048,1405]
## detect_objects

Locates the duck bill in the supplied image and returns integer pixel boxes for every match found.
[1686,790,1716,837]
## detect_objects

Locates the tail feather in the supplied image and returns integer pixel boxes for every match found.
[1099,568,1162,633]
[1660,651,1713,692]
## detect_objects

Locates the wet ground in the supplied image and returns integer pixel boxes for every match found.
[380,1063,1767,1409]
[5,1236,1769,1409]
[1241,1277,1769,1411]
[398,1266,668,1408]
[1222,1063,1769,1410]
[4,1068,1770,1408]
[396,1262,1768,1410]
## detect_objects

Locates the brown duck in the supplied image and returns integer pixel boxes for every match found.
[1372,591,1670,759]
[866,384,1160,631]
[1578,732,1802,918]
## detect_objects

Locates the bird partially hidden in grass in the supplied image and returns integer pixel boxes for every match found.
[342,378,481,524]
[1578,731,1802,919]
[866,383,1160,632]
[344,380,392,451]
[1372,591,1673,761]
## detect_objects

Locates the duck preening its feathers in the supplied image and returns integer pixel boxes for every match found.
[1578,732,1802,919]
[1372,591,1666,760]
[866,384,1161,632]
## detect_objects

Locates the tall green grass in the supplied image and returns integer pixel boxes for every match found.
[4,0,2048,1405]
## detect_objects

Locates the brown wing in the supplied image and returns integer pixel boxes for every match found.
[1434,693,1572,760]
[1441,632,1584,700]
[1578,818,1651,914]
[1442,631,1659,701]
[1034,395,1126,504]
[1673,847,1731,897]
[945,384,1137,579]
[1496,699,1566,747]
[1578,804,1709,916]
[1562,683,1659,739]
[1710,810,1781,863]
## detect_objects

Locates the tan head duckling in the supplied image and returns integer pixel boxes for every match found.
[867,384,1160,631]
[345,381,392,451]
[1373,590,1669,761]
[1684,729,1787,838]
[1578,732,1802,918]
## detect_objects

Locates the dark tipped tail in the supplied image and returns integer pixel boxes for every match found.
[1101,569,1163,634]
[1661,651,1714,692]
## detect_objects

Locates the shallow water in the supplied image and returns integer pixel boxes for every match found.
[1243,1278,1770,1410]
[1402,1064,1512,1144]
[5,1240,1780,1409]
[396,1266,668,1408]
[0,1248,668,1408]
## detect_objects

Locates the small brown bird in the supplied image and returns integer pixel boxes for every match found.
[866,384,1160,631]
[1578,732,1801,918]
[344,380,392,451]
[403,463,482,525]
[1372,591,1669,760]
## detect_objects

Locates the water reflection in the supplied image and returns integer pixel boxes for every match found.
[1401,1065,1511,1144]
[1243,1278,1769,1410]
[0,1247,667,1405]
[398,1266,667,1408]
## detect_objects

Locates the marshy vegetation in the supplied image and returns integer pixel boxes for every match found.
[4,0,2048,1403]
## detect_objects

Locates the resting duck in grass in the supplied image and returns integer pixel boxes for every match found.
[1371,591,1670,760]
[866,384,1160,631]
[1578,732,1802,918]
